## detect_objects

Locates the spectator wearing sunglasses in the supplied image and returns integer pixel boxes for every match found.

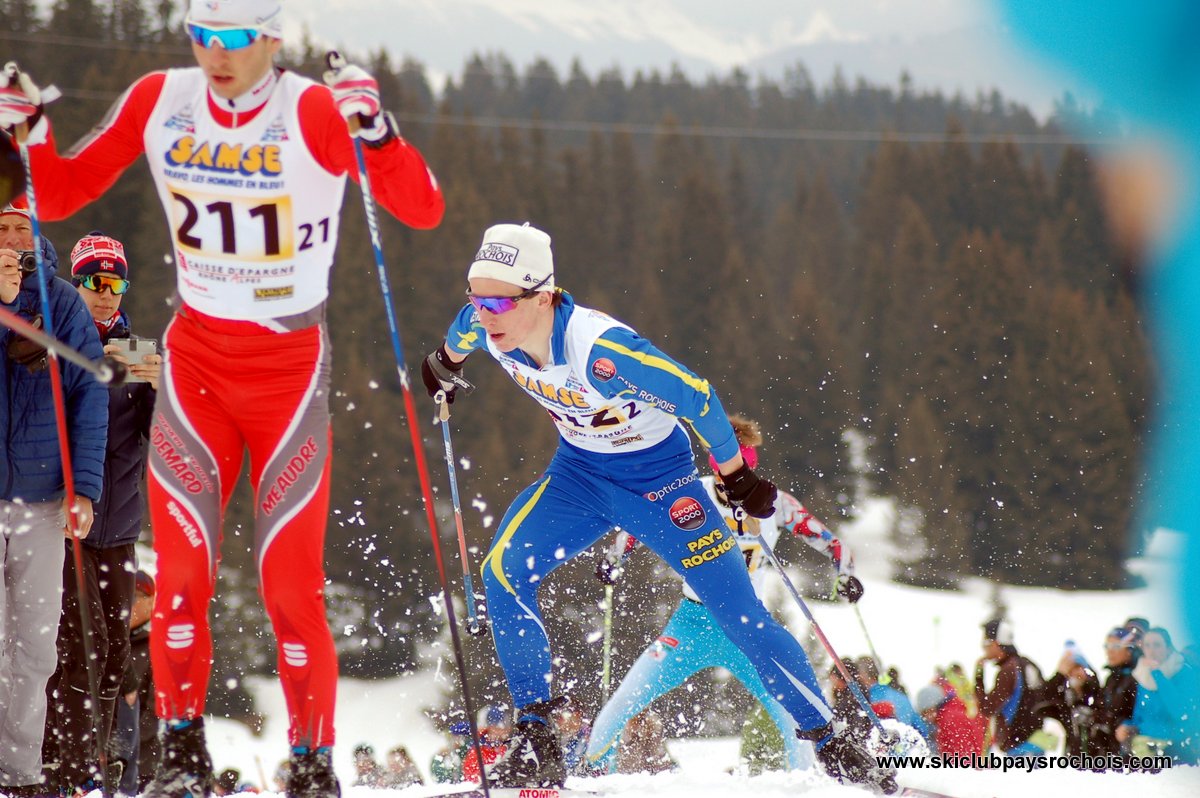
[420,223,895,794]
[40,234,160,794]
[0,2,444,796]
[0,201,107,797]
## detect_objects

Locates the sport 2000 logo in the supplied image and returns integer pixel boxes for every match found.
[590,357,617,381]
[669,496,707,530]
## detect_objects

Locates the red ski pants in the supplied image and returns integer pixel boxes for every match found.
[147,309,338,748]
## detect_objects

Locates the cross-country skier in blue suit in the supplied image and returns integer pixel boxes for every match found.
[421,222,895,793]
[584,414,864,775]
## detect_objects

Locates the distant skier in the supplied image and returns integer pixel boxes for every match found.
[422,222,895,793]
[585,414,863,774]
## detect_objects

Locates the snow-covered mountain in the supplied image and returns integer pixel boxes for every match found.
[286,0,1086,116]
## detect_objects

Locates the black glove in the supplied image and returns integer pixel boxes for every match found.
[595,557,623,586]
[836,573,864,603]
[420,346,473,403]
[6,312,46,373]
[720,463,777,518]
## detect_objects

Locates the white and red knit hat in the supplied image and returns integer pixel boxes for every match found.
[0,197,30,219]
[70,234,128,280]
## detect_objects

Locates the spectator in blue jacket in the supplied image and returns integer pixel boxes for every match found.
[42,234,160,793]
[1118,627,1200,764]
[855,656,932,743]
[0,201,107,794]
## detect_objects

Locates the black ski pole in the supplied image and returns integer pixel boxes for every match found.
[326,51,491,798]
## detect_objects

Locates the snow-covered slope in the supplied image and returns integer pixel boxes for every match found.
[202,510,1195,797]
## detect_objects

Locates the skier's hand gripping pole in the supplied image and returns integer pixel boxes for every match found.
[0,61,60,207]
[323,51,398,144]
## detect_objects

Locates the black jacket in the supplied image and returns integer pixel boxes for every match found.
[1091,662,1140,754]
[87,312,155,549]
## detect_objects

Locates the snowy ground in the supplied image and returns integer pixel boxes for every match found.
[206,671,1200,798]
[198,502,1198,797]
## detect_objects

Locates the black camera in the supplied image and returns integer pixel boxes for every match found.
[17,249,37,274]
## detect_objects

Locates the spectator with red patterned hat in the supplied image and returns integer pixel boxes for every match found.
[0,200,107,796]
[41,232,161,794]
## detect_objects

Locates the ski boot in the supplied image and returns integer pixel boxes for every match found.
[800,722,898,794]
[486,696,568,787]
[142,718,214,798]
[286,748,341,798]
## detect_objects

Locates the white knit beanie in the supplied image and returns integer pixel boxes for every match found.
[467,223,555,291]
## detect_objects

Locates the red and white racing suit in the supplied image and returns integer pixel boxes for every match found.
[28,67,444,748]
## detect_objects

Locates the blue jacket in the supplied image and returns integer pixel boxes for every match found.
[1132,659,1200,763]
[88,310,154,548]
[869,682,932,741]
[0,236,107,503]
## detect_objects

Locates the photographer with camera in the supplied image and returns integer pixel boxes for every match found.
[41,233,160,794]
[0,200,107,795]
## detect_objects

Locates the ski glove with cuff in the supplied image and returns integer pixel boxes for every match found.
[323,54,398,145]
[0,62,43,131]
[721,463,777,518]
[421,346,474,403]
[836,573,864,603]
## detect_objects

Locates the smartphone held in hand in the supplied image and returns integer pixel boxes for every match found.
[107,336,158,383]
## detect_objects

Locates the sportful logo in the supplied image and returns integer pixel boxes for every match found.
[166,621,196,650]
[475,241,519,267]
[282,641,309,668]
[669,496,707,531]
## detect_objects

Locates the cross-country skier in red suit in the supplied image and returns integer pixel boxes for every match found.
[0,1,444,795]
